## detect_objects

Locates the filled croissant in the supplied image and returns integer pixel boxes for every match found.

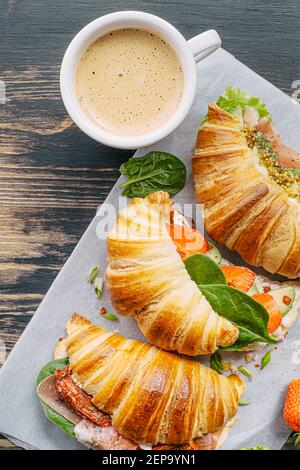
[50,313,244,448]
[106,191,239,355]
[193,103,300,278]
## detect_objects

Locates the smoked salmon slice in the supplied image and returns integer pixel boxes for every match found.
[256,118,300,169]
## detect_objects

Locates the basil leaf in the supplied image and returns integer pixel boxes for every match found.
[37,357,69,385]
[199,285,277,349]
[119,151,186,198]
[37,358,75,437]
[184,254,226,285]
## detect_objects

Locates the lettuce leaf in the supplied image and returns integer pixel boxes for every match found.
[201,86,270,125]
[216,86,270,119]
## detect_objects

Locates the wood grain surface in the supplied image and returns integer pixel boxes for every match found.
[1,0,299,450]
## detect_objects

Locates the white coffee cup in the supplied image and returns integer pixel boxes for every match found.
[60,11,221,149]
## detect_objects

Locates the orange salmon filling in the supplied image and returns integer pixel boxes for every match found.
[166,223,208,259]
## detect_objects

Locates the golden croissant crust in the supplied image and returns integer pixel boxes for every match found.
[106,191,239,355]
[193,104,300,278]
[66,313,245,445]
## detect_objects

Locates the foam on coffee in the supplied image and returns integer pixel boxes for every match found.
[76,28,184,136]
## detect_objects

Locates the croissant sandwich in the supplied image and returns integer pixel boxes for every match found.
[106,191,240,355]
[106,190,293,353]
[37,313,245,450]
[193,87,300,279]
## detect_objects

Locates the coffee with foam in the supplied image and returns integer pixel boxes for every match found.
[76,28,184,136]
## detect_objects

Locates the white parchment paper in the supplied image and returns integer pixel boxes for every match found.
[0,48,299,450]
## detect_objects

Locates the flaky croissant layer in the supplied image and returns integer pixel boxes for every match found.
[106,191,239,355]
[193,103,300,278]
[66,313,245,445]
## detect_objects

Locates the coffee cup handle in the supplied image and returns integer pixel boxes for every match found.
[188,30,221,63]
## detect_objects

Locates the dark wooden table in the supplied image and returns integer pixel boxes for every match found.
[1,0,299,450]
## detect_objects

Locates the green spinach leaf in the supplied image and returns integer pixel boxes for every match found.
[40,402,75,437]
[184,254,277,348]
[37,357,69,386]
[184,254,226,285]
[119,151,186,198]
[199,285,277,349]
[37,357,75,437]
